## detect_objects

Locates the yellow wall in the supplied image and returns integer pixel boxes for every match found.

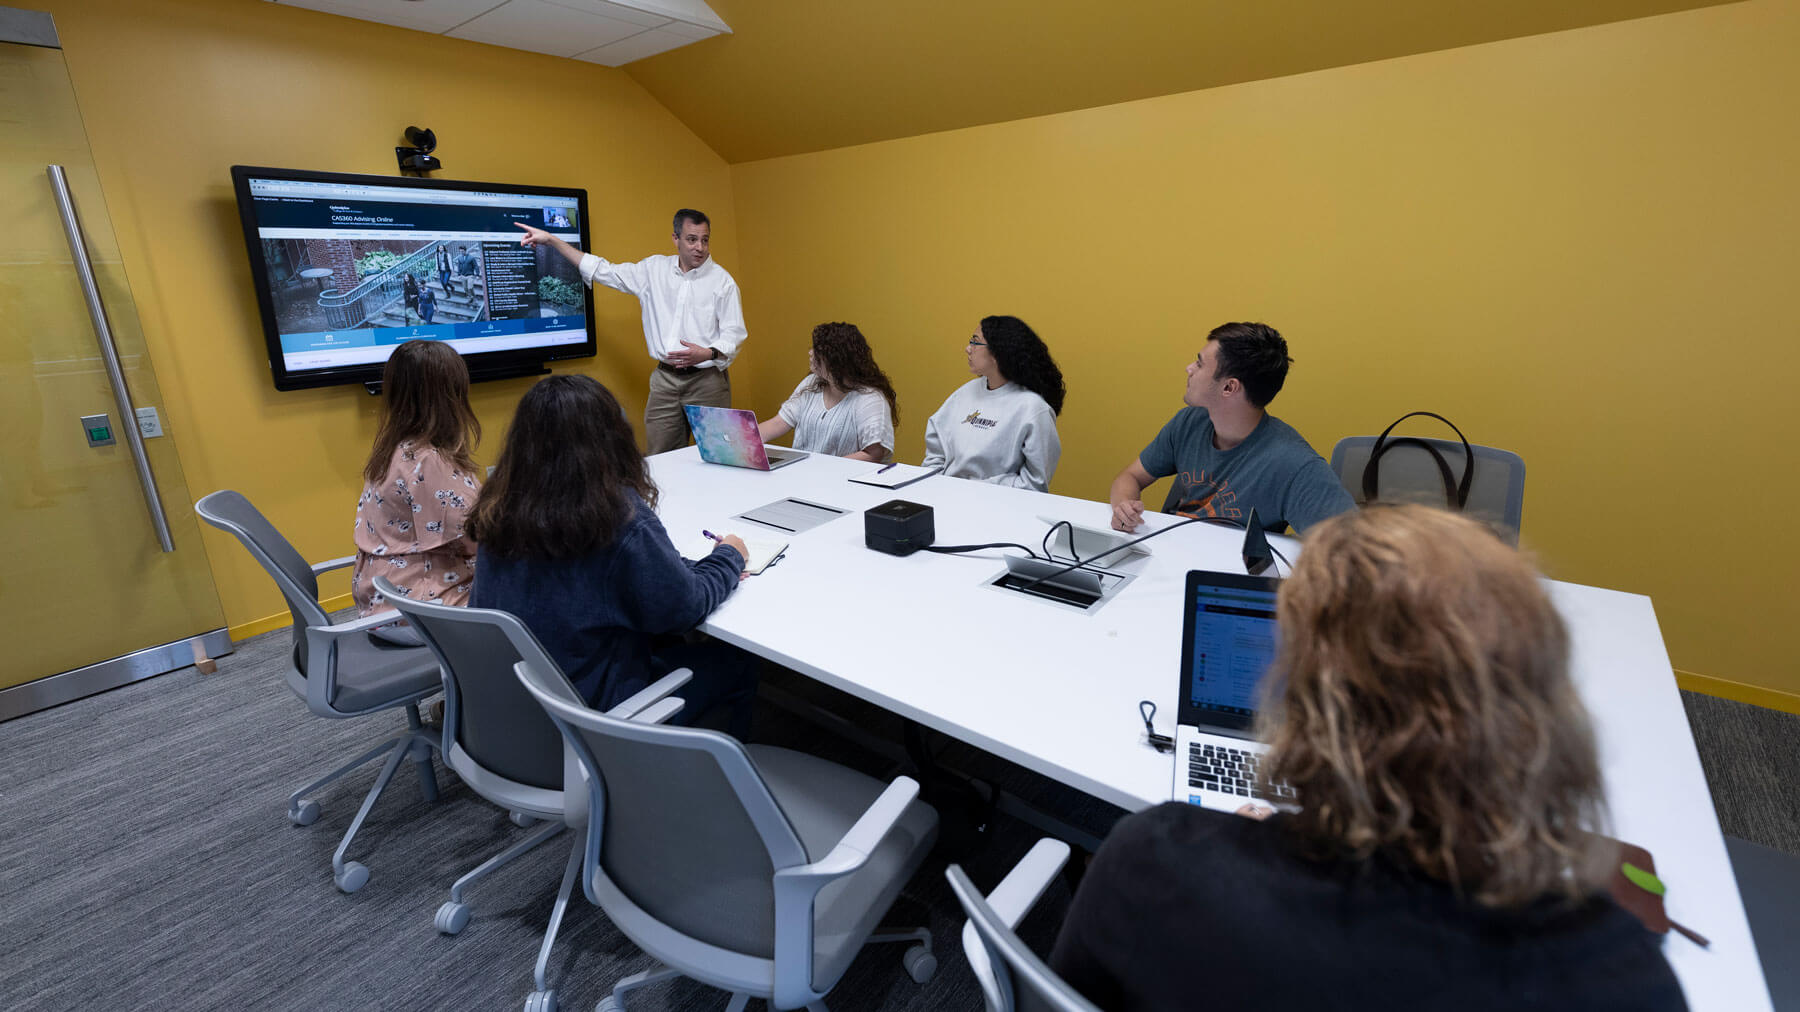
[729,1,1800,699]
[38,0,750,634]
[31,0,1800,702]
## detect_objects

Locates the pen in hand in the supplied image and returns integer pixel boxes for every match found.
[703,530,723,543]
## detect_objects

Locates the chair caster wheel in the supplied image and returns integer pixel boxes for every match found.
[335,861,369,893]
[510,810,536,828]
[595,996,623,1012]
[435,901,470,935]
[524,989,556,1012]
[290,799,320,826]
[903,944,937,984]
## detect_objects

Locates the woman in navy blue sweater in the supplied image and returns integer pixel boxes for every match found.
[469,375,757,727]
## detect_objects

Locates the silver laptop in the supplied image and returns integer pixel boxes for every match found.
[1171,570,1296,811]
[683,405,808,471]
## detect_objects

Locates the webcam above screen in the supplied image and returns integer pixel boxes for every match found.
[229,165,597,392]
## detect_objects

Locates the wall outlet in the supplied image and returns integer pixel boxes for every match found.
[136,406,163,438]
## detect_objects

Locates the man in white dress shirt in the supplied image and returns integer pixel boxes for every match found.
[515,209,747,454]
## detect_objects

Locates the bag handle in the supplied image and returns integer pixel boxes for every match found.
[1361,411,1475,510]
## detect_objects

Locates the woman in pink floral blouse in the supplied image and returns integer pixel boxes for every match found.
[351,340,483,620]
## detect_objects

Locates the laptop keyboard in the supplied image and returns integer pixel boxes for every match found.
[1188,742,1296,802]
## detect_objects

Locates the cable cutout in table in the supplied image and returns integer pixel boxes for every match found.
[1011,515,1291,598]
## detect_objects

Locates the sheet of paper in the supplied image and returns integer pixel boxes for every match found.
[734,497,845,534]
[848,463,942,489]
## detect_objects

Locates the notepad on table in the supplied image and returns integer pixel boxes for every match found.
[848,463,941,489]
[681,534,790,576]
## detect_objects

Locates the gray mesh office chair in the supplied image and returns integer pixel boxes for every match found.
[194,489,440,893]
[1330,412,1526,544]
[515,658,941,1012]
[376,578,692,1012]
[947,839,1098,1012]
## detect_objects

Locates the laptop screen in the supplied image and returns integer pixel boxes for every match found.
[1177,570,1282,734]
[684,405,770,469]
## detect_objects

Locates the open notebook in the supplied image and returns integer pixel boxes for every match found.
[679,535,789,576]
[848,462,941,489]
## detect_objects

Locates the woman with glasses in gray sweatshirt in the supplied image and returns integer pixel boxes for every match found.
[921,315,1066,492]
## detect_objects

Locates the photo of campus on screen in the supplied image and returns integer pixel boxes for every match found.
[259,236,585,336]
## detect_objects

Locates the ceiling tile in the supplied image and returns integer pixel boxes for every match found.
[572,25,703,67]
[616,0,729,33]
[267,0,505,35]
[447,0,652,58]
[537,0,669,31]
[656,18,718,41]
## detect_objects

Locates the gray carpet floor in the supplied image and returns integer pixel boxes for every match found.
[1679,691,1800,855]
[2,622,1793,1011]
[0,625,1091,1011]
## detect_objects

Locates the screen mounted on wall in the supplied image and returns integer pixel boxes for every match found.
[230,165,596,391]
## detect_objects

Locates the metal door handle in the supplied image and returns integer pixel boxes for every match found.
[47,164,175,553]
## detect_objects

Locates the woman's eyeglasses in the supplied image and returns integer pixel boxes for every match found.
[967,338,987,347]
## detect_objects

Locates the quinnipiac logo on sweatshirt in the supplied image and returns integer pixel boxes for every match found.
[961,410,999,429]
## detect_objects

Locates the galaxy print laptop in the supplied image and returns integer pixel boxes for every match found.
[683,405,808,471]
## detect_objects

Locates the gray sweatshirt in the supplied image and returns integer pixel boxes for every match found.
[921,378,1061,491]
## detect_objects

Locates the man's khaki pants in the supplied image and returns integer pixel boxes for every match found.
[645,364,731,456]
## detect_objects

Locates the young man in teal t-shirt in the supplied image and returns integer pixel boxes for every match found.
[1109,322,1353,535]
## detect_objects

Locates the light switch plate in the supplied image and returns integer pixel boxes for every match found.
[80,413,116,447]
[136,406,163,438]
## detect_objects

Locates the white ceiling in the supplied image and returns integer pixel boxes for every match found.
[263,0,728,66]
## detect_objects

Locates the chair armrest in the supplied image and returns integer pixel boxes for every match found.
[630,697,685,725]
[561,741,589,829]
[955,837,1074,1009]
[313,610,409,637]
[985,838,1071,929]
[311,555,356,576]
[779,775,920,884]
[301,609,429,715]
[770,775,921,1009]
[604,668,693,721]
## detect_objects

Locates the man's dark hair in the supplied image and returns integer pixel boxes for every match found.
[672,208,710,234]
[1206,321,1292,408]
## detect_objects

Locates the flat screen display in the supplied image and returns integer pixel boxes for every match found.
[230,166,596,390]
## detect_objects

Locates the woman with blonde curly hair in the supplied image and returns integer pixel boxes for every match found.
[1050,505,1684,1011]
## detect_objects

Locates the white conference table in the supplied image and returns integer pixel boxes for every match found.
[648,447,1769,1011]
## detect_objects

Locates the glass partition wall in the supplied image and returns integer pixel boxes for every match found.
[0,7,229,718]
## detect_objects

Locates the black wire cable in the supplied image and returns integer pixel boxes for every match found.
[921,541,1045,559]
[1010,516,1212,595]
[1011,514,1290,597]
